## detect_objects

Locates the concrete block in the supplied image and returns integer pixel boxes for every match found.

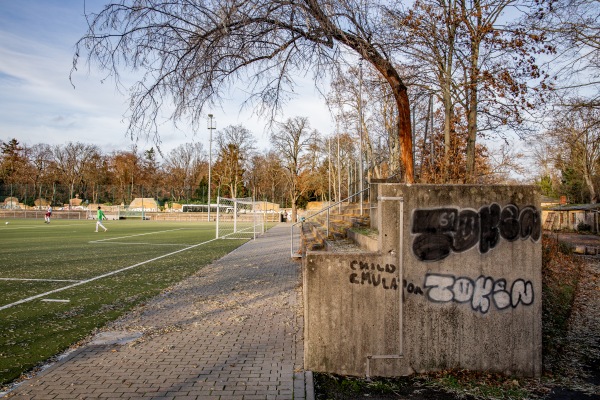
[303,184,542,378]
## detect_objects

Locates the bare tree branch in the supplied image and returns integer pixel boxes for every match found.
[71,0,416,182]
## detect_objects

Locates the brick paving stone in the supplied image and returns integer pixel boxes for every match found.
[5,224,309,400]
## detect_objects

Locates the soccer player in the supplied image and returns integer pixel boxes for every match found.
[44,205,52,223]
[95,206,108,232]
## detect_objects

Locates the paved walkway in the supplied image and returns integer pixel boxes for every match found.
[5,224,312,399]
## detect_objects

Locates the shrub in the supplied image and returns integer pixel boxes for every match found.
[577,222,592,232]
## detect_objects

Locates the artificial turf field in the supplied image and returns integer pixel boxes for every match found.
[0,218,252,387]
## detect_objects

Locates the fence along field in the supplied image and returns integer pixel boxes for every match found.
[0,219,250,387]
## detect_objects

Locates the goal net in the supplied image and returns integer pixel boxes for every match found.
[216,197,264,240]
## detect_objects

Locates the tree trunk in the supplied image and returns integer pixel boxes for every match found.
[364,57,414,183]
[583,158,598,203]
[395,84,415,183]
[583,173,597,203]
[464,43,480,183]
[465,98,478,183]
[464,0,482,184]
[442,85,453,181]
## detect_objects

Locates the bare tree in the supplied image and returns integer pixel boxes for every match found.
[79,146,107,204]
[163,143,206,202]
[531,0,600,107]
[52,142,101,206]
[28,143,55,205]
[107,149,140,204]
[247,151,286,203]
[212,143,246,199]
[544,103,600,203]
[212,125,256,199]
[215,125,256,163]
[388,0,550,182]
[387,0,460,179]
[327,65,403,181]
[73,0,416,182]
[270,116,318,222]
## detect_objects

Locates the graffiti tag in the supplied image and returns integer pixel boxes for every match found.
[412,204,541,261]
[349,260,398,290]
[403,279,424,296]
[424,273,534,314]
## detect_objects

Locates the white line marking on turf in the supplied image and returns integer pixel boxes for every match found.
[0,278,82,283]
[91,242,191,247]
[41,299,70,303]
[89,228,187,243]
[1,223,90,230]
[0,236,221,311]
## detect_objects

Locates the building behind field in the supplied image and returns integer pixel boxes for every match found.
[254,201,280,213]
[69,195,83,208]
[2,197,21,209]
[129,198,159,211]
[34,198,50,208]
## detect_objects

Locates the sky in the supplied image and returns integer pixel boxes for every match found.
[0,0,335,158]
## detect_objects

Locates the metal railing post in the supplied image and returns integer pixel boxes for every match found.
[326,208,330,237]
[290,186,370,258]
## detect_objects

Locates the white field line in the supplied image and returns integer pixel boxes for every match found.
[1,223,90,230]
[93,242,191,247]
[0,278,82,283]
[88,228,187,243]
[0,236,220,312]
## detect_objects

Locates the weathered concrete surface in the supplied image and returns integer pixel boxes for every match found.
[304,184,542,378]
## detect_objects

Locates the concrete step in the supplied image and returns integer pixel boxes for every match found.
[299,204,374,255]
[299,221,326,256]
[299,221,378,256]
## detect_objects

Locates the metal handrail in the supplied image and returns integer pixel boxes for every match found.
[290,187,370,258]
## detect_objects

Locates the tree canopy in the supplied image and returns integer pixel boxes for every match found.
[73,0,416,182]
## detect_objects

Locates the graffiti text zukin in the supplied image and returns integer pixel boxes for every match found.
[424,273,534,314]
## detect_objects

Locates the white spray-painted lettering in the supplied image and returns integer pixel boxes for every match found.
[424,273,534,314]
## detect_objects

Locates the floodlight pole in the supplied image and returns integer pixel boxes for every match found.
[337,126,341,213]
[328,137,331,205]
[207,114,216,222]
[358,59,364,215]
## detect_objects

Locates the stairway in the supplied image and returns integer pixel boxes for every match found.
[296,202,376,256]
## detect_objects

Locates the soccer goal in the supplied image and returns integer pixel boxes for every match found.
[216,197,264,240]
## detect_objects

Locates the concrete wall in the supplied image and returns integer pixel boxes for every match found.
[304,184,542,378]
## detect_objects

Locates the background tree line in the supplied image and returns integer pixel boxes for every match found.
[0,119,338,212]
[0,108,510,217]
